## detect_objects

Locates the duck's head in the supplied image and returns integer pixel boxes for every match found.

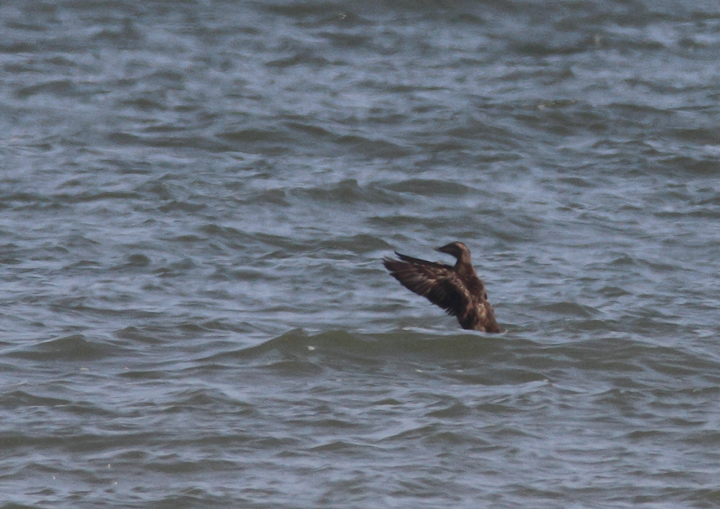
[435,241,471,263]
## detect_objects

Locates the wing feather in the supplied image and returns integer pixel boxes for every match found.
[383,254,472,318]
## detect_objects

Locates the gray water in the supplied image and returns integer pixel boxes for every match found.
[3,1,720,507]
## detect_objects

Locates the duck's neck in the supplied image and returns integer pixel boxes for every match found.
[455,258,476,278]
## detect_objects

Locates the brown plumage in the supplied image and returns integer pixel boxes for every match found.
[383,241,500,333]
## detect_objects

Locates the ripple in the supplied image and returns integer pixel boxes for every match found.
[4,334,127,361]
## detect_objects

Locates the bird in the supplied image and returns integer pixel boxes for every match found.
[383,241,500,332]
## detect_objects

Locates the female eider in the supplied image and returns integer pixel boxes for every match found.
[383,241,500,333]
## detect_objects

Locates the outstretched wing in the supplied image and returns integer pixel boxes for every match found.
[383,252,473,318]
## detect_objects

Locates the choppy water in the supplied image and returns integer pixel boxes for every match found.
[3,1,720,507]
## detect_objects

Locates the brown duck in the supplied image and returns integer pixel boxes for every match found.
[383,241,500,333]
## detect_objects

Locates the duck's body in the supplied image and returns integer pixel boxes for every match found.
[383,242,500,333]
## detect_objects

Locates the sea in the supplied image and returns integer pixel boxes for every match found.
[2,1,720,507]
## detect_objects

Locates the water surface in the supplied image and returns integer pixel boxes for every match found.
[2,1,720,507]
